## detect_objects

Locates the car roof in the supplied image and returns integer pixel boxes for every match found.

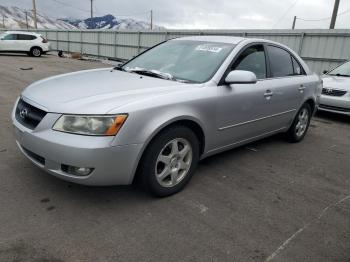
[173,35,245,45]
[172,35,289,47]
[4,31,40,36]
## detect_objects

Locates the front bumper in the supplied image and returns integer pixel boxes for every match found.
[319,94,350,116]
[12,111,143,186]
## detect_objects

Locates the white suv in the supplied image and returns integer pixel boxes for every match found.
[0,31,50,57]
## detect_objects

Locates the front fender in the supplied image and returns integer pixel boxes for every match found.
[112,104,208,147]
[111,106,209,184]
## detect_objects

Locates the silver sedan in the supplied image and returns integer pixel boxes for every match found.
[12,36,322,196]
[319,60,350,115]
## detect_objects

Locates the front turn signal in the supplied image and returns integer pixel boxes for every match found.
[105,114,128,135]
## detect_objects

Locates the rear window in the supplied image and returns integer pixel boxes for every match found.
[267,45,294,77]
[17,34,37,40]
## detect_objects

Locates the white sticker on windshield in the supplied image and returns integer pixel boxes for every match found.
[195,45,223,53]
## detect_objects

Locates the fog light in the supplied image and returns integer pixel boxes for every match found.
[61,164,94,176]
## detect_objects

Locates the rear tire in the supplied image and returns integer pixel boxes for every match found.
[30,47,42,57]
[139,126,199,197]
[285,103,312,143]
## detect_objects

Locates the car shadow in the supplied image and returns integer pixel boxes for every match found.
[0,53,50,58]
[315,111,350,124]
[0,53,28,57]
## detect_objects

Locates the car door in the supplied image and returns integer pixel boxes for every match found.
[17,34,37,51]
[216,43,282,147]
[263,44,307,128]
[0,33,17,51]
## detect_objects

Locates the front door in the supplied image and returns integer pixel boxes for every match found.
[0,33,18,51]
[217,44,279,148]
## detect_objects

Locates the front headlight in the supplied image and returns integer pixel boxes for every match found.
[52,114,128,136]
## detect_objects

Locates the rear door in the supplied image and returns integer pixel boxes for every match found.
[263,44,307,128]
[17,34,37,51]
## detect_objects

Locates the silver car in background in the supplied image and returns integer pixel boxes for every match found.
[319,60,350,115]
[12,36,322,197]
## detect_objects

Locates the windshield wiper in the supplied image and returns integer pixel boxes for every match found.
[126,67,174,81]
[113,64,127,71]
[328,73,350,77]
[122,67,194,83]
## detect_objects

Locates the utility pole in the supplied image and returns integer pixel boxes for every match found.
[25,11,29,29]
[330,0,340,29]
[150,10,153,30]
[292,15,297,29]
[32,0,38,29]
[90,0,93,19]
[2,15,5,29]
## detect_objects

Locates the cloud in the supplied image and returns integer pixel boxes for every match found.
[1,0,350,29]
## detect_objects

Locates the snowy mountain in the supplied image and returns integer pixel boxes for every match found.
[60,14,163,30]
[0,5,163,30]
[0,5,76,29]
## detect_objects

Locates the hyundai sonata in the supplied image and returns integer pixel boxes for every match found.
[12,36,322,196]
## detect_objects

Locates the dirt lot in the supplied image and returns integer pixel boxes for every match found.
[0,53,350,262]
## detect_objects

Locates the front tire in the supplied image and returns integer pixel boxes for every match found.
[285,103,312,143]
[30,47,42,57]
[139,126,199,197]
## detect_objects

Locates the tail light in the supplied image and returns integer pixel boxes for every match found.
[41,36,48,43]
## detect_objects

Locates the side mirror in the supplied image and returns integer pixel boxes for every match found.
[323,70,328,75]
[225,70,257,84]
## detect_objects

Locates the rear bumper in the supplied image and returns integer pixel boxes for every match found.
[12,114,143,186]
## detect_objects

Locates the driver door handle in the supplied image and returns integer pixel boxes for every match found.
[264,90,274,98]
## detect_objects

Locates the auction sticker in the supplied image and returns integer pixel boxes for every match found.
[195,45,223,53]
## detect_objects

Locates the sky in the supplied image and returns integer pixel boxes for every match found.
[1,0,350,29]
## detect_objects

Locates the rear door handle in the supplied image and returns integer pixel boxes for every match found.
[298,85,306,92]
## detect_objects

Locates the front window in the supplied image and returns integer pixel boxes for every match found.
[328,61,350,77]
[122,40,235,83]
[1,34,16,40]
[232,45,267,79]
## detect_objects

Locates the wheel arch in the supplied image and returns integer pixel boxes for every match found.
[131,117,206,184]
[304,97,316,114]
[30,46,43,51]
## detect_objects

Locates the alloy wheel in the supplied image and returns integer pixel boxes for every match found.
[155,138,193,188]
[295,108,309,137]
[33,48,41,57]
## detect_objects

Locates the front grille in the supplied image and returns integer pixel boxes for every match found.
[22,147,45,166]
[15,98,47,130]
[319,104,350,112]
[322,88,347,97]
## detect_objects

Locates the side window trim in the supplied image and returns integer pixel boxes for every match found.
[218,42,269,85]
[291,55,306,76]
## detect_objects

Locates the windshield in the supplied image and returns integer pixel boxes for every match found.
[122,40,235,83]
[328,61,350,76]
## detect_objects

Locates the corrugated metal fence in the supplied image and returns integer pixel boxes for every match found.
[2,29,350,73]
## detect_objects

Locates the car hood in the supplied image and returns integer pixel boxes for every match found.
[322,75,350,91]
[21,68,191,114]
